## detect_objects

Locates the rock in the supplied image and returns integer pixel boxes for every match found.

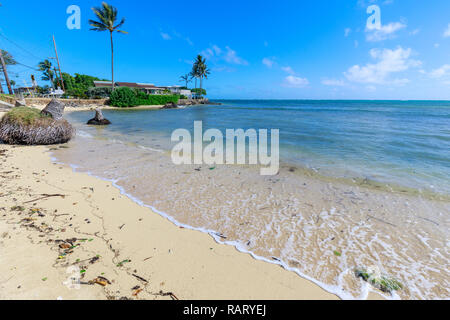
[41,99,65,120]
[15,99,26,107]
[87,108,111,125]
[162,102,178,109]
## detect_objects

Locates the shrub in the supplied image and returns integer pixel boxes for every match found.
[0,107,74,145]
[109,88,179,107]
[87,87,112,99]
[191,88,207,96]
[135,95,179,106]
[109,87,138,107]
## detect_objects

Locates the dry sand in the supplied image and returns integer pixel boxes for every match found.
[0,143,346,300]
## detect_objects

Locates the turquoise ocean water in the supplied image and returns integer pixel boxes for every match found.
[67,100,450,196]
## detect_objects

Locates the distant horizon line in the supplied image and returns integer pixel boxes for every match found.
[209,98,450,102]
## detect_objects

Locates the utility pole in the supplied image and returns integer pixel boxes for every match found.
[52,35,65,91]
[0,50,13,94]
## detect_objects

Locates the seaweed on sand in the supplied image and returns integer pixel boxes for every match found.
[355,267,404,294]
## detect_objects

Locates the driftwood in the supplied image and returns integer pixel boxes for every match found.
[24,194,66,204]
[41,99,65,120]
[87,108,111,125]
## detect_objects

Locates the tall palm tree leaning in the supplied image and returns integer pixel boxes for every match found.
[89,2,127,91]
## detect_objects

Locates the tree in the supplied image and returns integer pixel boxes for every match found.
[89,2,127,91]
[38,59,55,88]
[0,50,16,94]
[179,73,192,88]
[0,50,16,71]
[192,55,210,98]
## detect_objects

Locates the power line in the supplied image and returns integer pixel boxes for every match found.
[0,31,44,61]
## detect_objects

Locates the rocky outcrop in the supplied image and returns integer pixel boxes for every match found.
[162,102,179,109]
[41,99,65,120]
[87,108,111,125]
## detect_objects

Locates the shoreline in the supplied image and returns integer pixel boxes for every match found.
[1,142,375,300]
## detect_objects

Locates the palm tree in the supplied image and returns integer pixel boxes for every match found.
[89,2,127,91]
[198,63,210,97]
[192,55,210,98]
[38,59,55,88]
[180,73,192,88]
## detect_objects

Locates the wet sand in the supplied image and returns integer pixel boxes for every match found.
[0,144,345,300]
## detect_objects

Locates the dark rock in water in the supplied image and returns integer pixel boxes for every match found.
[41,99,65,120]
[15,99,26,107]
[162,102,178,109]
[87,108,111,125]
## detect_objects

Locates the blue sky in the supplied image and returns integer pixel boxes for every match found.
[0,0,449,99]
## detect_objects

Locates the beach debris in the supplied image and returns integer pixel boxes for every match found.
[132,274,148,284]
[214,232,227,239]
[10,206,25,212]
[355,266,403,294]
[155,290,179,300]
[132,287,143,297]
[41,99,65,120]
[42,277,48,282]
[333,250,342,257]
[24,194,66,204]
[87,108,111,125]
[117,259,131,267]
[89,276,111,287]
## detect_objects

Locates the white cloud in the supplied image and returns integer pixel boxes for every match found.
[410,29,420,36]
[201,45,247,65]
[224,46,248,65]
[429,64,450,78]
[262,57,275,68]
[283,75,309,88]
[281,66,295,75]
[366,22,406,42]
[160,32,171,40]
[434,43,440,48]
[322,79,346,86]
[344,47,421,85]
[444,23,450,38]
[345,28,352,37]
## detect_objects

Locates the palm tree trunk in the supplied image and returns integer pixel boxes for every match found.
[110,31,115,91]
[200,77,203,98]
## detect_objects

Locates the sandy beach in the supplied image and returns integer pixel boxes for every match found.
[0,129,349,300]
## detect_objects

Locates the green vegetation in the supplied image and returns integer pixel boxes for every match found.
[355,268,404,294]
[109,87,179,107]
[87,86,113,99]
[109,87,137,107]
[190,55,210,97]
[4,107,50,125]
[89,2,128,91]
[180,73,192,88]
[61,73,106,98]
[38,59,56,88]
[191,88,207,96]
